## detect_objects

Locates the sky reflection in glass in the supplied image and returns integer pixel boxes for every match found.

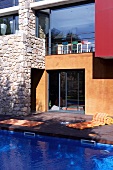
[51,3,95,43]
[0,0,18,9]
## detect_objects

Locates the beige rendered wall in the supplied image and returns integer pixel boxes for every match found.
[45,53,113,116]
[87,58,113,116]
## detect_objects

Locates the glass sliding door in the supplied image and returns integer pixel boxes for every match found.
[67,70,85,111]
[60,72,67,108]
[67,71,79,109]
[48,70,85,113]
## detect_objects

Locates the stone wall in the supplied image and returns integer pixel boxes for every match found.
[0,0,45,115]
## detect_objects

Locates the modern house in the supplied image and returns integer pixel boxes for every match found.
[0,0,113,116]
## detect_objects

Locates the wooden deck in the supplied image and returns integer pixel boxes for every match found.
[0,112,113,145]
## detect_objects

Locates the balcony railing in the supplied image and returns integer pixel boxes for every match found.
[45,32,95,55]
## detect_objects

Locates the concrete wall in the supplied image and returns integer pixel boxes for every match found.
[45,53,113,116]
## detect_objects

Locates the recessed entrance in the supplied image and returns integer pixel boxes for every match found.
[48,69,85,113]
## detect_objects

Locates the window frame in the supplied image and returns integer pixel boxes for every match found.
[0,14,19,36]
[35,11,50,38]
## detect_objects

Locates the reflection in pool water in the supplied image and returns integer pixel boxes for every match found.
[0,130,113,170]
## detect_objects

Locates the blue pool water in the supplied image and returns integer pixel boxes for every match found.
[0,130,113,170]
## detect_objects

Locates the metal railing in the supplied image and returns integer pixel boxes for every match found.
[45,32,95,55]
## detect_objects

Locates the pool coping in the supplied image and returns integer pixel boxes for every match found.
[0,112,113,145]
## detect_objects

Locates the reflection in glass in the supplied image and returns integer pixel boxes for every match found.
[0,0,18,9]
[0,15,19,36]
[36,11,49,54]
[67,70,85,110]
[36,3,95,54]
[51,3,95,54]
[1,23,7,35]
[48,70,85,112]
[60,72,67,108]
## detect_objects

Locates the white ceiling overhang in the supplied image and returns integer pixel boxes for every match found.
[30,0,88,10]
[0,6,19,17]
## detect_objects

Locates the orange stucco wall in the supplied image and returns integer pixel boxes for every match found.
[31,69,48,112]
[45,53,113,116]
[36,70,48,112]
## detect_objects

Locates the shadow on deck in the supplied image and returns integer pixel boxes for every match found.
[0,112,113,145]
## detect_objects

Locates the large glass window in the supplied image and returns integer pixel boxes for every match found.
[36,12,49,38]
[0,0,18,9]
[0,15,19,36]
[51,3,95,54]
[36,3,95,55]
[36,10,50,54]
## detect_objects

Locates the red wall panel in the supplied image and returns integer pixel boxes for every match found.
[95,0,113,57]
[96,0,113,11]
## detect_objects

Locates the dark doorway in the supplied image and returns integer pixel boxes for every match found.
[48,69,85,113]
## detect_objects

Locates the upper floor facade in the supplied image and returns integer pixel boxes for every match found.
[0,0,113,58]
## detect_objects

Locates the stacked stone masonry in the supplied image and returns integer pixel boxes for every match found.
[0,0,45,115]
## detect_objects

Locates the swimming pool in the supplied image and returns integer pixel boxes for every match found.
[0,130,113,170]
